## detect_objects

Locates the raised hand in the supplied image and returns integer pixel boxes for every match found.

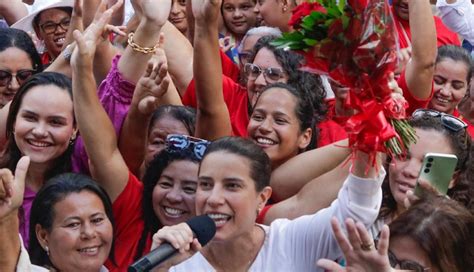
[317,218,394,272]
[132,0,171,26]
[71,0,125,69]
[191,0,222,23]
[133,34,170,115]
[0,156,30,219]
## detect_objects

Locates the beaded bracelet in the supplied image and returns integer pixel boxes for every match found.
[127,32,159,54]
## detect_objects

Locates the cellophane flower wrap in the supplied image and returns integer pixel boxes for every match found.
[272,0,416,164]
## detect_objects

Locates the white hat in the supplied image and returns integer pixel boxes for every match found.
[11,0,74,34]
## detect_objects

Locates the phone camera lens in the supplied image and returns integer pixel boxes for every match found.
[428,158,434,162]
[426,163,432,168]
[424,169,430,173]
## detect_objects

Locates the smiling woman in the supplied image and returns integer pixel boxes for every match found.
[429,45,473,116]
[0,72,76,248]
[168,0,189,35]
[151,136,385,272]
[0,28,43,108]
[28,173,114,272]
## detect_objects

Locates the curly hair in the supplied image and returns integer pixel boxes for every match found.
[379,114,473,218]
[249,36,327,148]
[256,83,316,150]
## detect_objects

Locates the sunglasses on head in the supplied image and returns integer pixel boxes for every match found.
[412,109,467,132]
[0,69,35,87]
[244,63,285,83]
[165,134,210,160]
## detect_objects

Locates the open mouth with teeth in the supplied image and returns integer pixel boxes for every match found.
[54,37,66,47]
[27,139,52,148]
[163,206,187,218]
[434,95,451,105]
[254,137,277,148]
[207,213,232,227]
[78,246,101,256]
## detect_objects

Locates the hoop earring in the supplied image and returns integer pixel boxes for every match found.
[282,5,288,12]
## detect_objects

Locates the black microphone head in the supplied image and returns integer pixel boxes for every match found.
[186,215,216,246]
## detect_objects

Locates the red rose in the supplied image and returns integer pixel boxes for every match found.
[288,2,327,28]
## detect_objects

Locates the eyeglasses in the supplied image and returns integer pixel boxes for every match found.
[238,52,252,64]
[244,63,285,83]
[388,250,430,272]
[412,109,467,132]
[0,69,35,87]
[40,17,71,34]
[166,134,210,160]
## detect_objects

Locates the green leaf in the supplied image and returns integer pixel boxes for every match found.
[337,0,346,13]
[303,38,318,46]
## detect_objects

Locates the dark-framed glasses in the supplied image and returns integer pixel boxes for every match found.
[388,250,430,272]
[412,109,467,132]
[0,69,36,87]
[165,134,210,160]
[244,63,285,83]
[40,17,71,34]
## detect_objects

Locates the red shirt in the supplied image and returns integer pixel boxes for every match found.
[453,109,474,139]
[397,70,433,116]
[105,173,152,271]
[182,75,249,137]
[220,49,240,82]
[392,7,460,49]
[317,119,348,147]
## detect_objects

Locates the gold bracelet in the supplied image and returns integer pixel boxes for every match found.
[127,32,159,54]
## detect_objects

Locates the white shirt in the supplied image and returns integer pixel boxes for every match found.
[437,0,474,44]
[171,169,386,272]
[16,235,48,272]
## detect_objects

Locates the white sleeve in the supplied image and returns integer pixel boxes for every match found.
[437,0,474,44]
[270,167,385,272]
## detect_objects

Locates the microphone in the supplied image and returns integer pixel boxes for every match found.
[128,215,216,272]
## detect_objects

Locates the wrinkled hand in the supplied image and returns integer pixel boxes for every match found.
[133,0,171,26]
[0,156,30,219]
[150,222,202,270]
[132,34,170,115]
[317,218,394,272]
[191,0,222,23]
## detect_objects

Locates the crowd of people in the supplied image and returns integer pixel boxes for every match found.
[0,0,473,271]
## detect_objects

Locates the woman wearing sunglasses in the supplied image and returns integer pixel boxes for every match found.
[0,28,42,108]
[318,196,474,272]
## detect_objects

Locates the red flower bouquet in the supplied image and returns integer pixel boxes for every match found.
[272,0,416,162]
